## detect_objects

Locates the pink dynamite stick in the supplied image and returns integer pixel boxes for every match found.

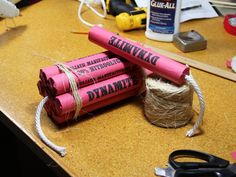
[39,51,114,84]
[53,71,143,115]
[45,89,140,124]
[88,26,189,85]
[48,57,137,96]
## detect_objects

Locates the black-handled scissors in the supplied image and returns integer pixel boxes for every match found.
[155,150,236,177]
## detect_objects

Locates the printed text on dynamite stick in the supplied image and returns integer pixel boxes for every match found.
[87,76,138,101]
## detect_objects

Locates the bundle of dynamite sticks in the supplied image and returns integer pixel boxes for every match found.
[36,27,205,157]
[37,51,149,124]
[37,26,191,125]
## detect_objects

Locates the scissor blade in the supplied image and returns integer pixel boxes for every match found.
[226,164,236,177]
[155,166,175,177]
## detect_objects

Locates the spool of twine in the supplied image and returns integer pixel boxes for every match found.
[144,75,194,128]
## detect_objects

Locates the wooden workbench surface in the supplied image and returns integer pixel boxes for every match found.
[0,1,235,177]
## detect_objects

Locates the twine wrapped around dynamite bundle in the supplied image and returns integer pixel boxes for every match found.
[37,51,142,124]
[144,75,194,128]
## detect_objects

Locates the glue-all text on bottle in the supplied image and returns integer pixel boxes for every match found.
[145,0,182,42]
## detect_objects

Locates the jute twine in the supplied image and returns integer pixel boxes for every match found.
[144,75,194,128]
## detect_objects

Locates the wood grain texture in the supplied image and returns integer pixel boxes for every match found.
[0,1,236,177]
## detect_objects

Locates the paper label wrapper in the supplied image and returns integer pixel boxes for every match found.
[88,26,189,85]
[44,89,140,124]
[39,51,114,84]
[53,71,143,115]
[48,57,137,96]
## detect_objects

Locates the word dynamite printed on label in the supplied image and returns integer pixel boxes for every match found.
[108,36,159,66]
[87,75,139,102]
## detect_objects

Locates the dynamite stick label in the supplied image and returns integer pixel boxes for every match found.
[88,58,122,72]
[77,65,136,86]
[74,58,136,87]
[49,57,137,97]
[73,59,120,76]
[54,72,142,115]
[86,75,139,102]
[86,56,112,66]
[70,56,111,70]
[108,36,159,66]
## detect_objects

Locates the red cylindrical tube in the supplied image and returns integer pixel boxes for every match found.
[45,89,140,124]
[39,51,114,84]
[88,26,189,85]
[47,57,137,96]
[53,71,143,115]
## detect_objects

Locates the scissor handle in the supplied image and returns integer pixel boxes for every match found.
[169,150,229,169]
[174,168,236,177]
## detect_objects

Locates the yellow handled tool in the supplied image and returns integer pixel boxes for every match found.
[116,8,146,31]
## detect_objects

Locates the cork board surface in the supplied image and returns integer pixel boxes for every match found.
[0,0,236,177]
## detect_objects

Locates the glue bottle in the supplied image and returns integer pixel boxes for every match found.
[145,0,182,42]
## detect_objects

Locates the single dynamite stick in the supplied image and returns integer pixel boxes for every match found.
[47,57,138,97]
[88,26,189,85]
[44,89,140,124]
[39,51,114,84]
[53,71,143,115]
